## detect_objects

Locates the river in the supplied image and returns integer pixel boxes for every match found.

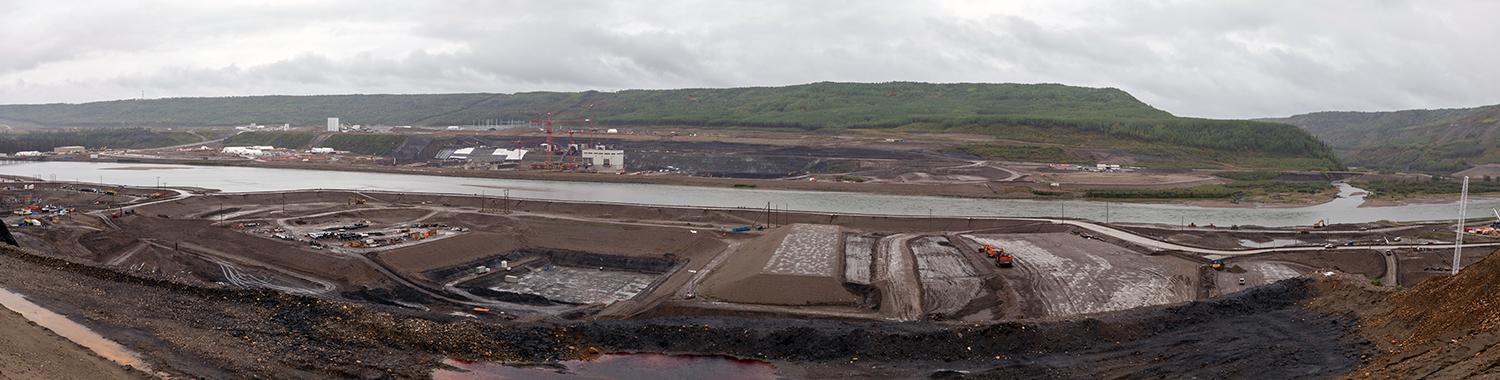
[0,161,1479,227]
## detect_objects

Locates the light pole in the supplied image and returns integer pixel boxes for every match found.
[1453,176,1470,275]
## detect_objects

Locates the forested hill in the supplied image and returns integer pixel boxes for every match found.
[1267,104,1500,173]
[0,82,1339,169]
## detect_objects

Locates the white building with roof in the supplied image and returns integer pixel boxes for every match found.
[581,149,625,173]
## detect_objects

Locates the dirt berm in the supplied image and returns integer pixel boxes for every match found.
[1309,249,1500,378]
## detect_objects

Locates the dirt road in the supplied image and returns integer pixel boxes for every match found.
[874,233,922,320]
[1047,219,1500,258]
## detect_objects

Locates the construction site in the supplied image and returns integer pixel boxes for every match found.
[5,175,1500,377]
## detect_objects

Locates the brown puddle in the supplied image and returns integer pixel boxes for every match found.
[0,287,160,376]
[433,353,778,380]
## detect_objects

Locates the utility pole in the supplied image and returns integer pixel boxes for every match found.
[504,189,511,214]
[766,202,773,228]
[1105,202,1110,224]
[1453,176,1470,275]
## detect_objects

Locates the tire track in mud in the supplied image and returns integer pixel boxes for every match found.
[908,236,985,317]
[874,233,922,320]
[966,234,1196,318]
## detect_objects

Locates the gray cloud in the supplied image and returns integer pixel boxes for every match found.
[1,0,1497,118]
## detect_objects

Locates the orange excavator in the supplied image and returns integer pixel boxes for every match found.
[979,244,1014,268]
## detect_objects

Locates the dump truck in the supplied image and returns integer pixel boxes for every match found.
[995,251,1014,268]
[979,244,1014,268]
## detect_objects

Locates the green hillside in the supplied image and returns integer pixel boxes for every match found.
[222,132,316,149]
[319,134,406,155]
[1268,104,1500,173]
[0,82,1340,169]
[0,128,199,153]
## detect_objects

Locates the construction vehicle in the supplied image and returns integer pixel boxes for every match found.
[1209,259,1225,271]
[1313,219,1327,228]
[978,244,1014,268]
[995,251,1014,268]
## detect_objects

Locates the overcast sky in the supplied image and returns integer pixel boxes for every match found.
[2,0,1497,118]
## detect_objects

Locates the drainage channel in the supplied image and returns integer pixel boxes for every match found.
[0,287,163,377]
[433,353,778,379]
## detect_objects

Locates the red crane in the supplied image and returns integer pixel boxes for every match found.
[528,112,592,168]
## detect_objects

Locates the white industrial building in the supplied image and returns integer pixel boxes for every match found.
[490,148,529,161]
[52,146,86,154]
[582,149,625,173]
[441,147,529,162]
[222,146,274,157]
[327,117,340,132]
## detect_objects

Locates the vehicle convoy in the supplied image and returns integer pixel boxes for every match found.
[979,244,1014,268]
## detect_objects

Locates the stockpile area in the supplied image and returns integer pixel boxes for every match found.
[1310,251,1500,378]
[452,249,677,307]
[842,234,876,285]
[382,232,523,278]
[0,241,1375,379]
[380,215,721,283]
[908,236,988,318]
[964,232,1198,317]
[1394,246,1495,286]
[697,224,860,306]
[485,266,658,305]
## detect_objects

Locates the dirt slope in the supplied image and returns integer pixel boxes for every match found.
[1309,249,1500,378]
[0,307,142,380]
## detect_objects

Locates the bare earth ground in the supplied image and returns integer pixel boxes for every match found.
[0,307,141,380]
[964,232,1199,318]
[11,185,1486,377]
[0,242,1372,379]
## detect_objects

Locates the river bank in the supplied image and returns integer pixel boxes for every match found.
[1,161,1489,227]
[50,156,1353,208]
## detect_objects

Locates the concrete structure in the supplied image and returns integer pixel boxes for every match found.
[327,118,340,132]
[52,146,86,154]
[582,149,626,173]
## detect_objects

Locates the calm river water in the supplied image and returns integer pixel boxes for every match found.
[0,161,1480,227]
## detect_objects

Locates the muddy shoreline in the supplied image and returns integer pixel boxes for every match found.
[50,157,1336,208]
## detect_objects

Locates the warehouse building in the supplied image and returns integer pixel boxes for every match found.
[582,149,625,173]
